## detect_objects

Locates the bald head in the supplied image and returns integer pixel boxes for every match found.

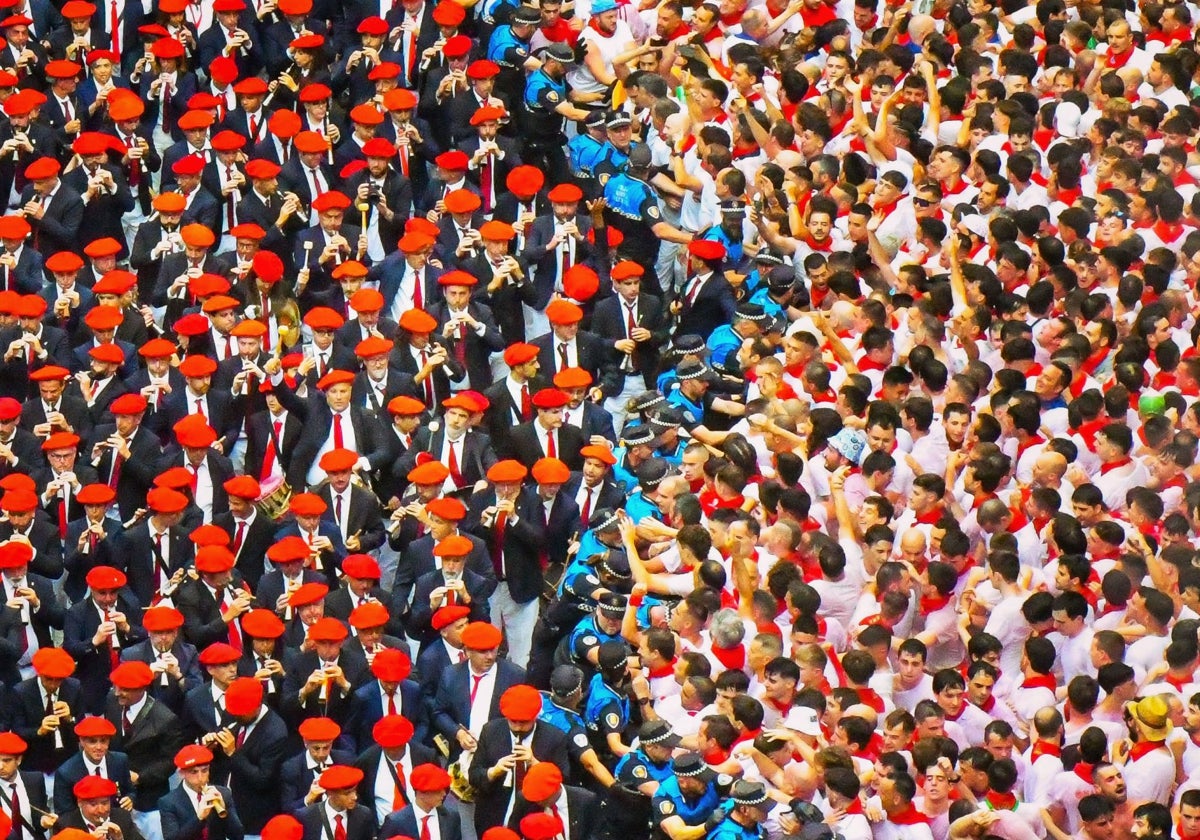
[900,528,926,555]
[1032,451,1068,486]
[908,14,935,43]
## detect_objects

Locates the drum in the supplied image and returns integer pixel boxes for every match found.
[256,476,293,521]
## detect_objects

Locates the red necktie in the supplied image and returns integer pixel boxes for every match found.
[387,692,398,716]
[105,610,119,669]
[448,440,463,487]
[333,414,345,448]
[196,791,209,840]
[109,447,123,489]
[419,815,431,840]
[581,487,593,525]
[334,815,346,840]
[124,135,141,187]
[490,512,507,578]
[454,324,467,366]
[188,465,198,495]
[9,784,22,836]
[334,494,343,529]
[546,429,556,459]
[260,420,282,479]
[685,277,702,306]
[419,351,433,404]
[195,397,204,417]
[520,384,531,421]
[392,763,407,811]
[398,143,409,177]
[223,335,233,359]
[560,239,571,280]
[469,673,484,704]
[413,271,423,309]
[154,532,168,585]
[232,521,245,555]
[109,0,119,52]
[249,115,259,140]
[481,154,492,213]
[225,166,236,228]
[625,302,637,334]
[220,590,243,652]
[308,168,324,203]
[57,494,67,539]
[558,343,569,371]
[406,30,418,81]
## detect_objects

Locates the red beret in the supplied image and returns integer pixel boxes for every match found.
[438,270,477,288]
[545,299,583,325]
[74,716,117,738]
[174,744,214,769]
[88,344,124,365]
[506,165,544,196]
[223,677,264,716]
[532,389,569,410]
[308,617,349,643]
[688,239,727,261]
[303,307,346,331]
[434,535,473,558]
[521,762,564,801]
[142,606,185,632]
[562,265,600,301]
[262,816,304,840]
[109,660,153,689]
[532,457,570,484]
[503,343,539,367]
[242,609,285,639]
[520,813,565,840]
[73,775,118,800]
[24,157,61,181]
[372,714,414,748]
[387,396,426,416]
[426,497,466,522]
[268,536,313,565]
[408,461,449,484]
[29,365,69,382]
[0,490,37,514]
[432,605,471,630]
[410,764,452,792]
[198,642,241,665]
[318,766,364,791]
[316,370,356,390]
[45,251,84,273]
[298,717,341,742]
[342,554,381,580]
[460,621,503,650]
[349,601,390,630]
[443,189,481,214]
[370,647,413,682]
[547,184,584,203]
[289,582,329,607]
[146,487,188,514]
[86,565,126,591]
[42,432,80,452]
[436,151,469,171]
[32,647,75,678]
[580,444,617,466]
[487,460,528,483]
[76,483,116,506]
[289,492,327,516]
[499,684,542,722]
[319,448,359,473]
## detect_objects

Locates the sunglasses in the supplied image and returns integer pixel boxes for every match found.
[914,197,936,208]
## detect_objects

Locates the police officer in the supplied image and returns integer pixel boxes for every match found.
[747,263,804,318]
[594,112,638,187]
[615,720,679,793]
[539,664,616,788]
[487,6,541,108]
[584,639,649,765]
[602,145,692,297]
[569,111,609,194]
[557,509,627,596]
[568,592,627,676]
[649,407,685,465]
[611,425,659,490]
[624,458,670,523]
[655,336,708,394]
[653,753,724,840]
[707,304,770,366]
[523,43,590,186]
[698,202,751,266]
[706,780,776,840]
[665,362,715,426]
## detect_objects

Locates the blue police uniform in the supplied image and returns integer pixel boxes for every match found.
[706,806,765,840]
[523,68,571,182]
[569,133,608,179]
[665,387,705,427]
[624,488,662,523]
[539,693,594,761]
[615,748,674,787]
[594,141,638,184]
[603,172,663,276]
[700,225,743,264]
[748,284,784,318]
[611,445,639,490]
[655,439,685,466]
[707,323,743,364]
[583,671,630,752]
[486,25,532,102]
[653,776,723,828]
[568,613,624,666]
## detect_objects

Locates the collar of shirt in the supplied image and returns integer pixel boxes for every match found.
[123,694,147,721]
[235,508,257,527]
[83,757,106,775]
[324,802,348,825]
[306,754,327,771]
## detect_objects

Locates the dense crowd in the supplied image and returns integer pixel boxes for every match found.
[0,0,1195,840]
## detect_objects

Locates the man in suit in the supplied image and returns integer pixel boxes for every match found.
[56,774,145,840]
[159,744,244,840]
[158,356,244,453]
[468,684,571,835]
[461,106,522,216]
[373,233,441,324]
[7,646,81,775]
[563,446,625,527]
[63,567,146,714]
[279,717,355,814]
[432,621,525,756]
[273,494,348,584]
[296,765,374,840]
[675,239,736,340]
[20,156,84,256]
[377,764,462,840]
[240,387,304,490]
[52,716,134,816]
[409,535,491,643]
[256,538,327,624]
[349,339,415,420]
[180,642,241,745]
[354,714,437,824]
[464,460,547,669]
[345,139,413,261]
[416,606,468,697]
[507,389,585,471]
[345,649,426,754]
[88,392,162,522]
[590,260,668,433]
[533,300,616,393]
[160,419,238,526]
[462,220,537,344]
[323,555,389,624]
[398,395,494,497]
[280,617,369,727]
[481,341,541,457]
[119,605,202,718]
[105,660,186,816]
[61,135,136,250]
[390,309,465,409]
[113,486,192,610]
[272,368,395,494]
[428,271,505,394]
[0,538,63,666]
[150,223,231,309]
[508,763,600,840]
[554,369,617,445]
[22,366,93,451]
[238,159,307,270]
[521,183,595,310]
[214,476,275,592]
[0,490,63,582]
[173,546,252,653]
[217,677,288,836]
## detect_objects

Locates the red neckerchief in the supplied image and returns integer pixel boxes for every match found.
[919,593,951,613]
[1007,507,1029,534]
[970,492,998,510]
[1031,741,1061,763]
[718,9,742,26]
[943,702,965,722]
[647,659,676,679]
[1056,186,1082,206]
[766,695,793,713]
[857,356,888,371]
[1106,46,1134,68]
[873,197,901,216]
[701,26,723,44]
[984,791,1018,811]
[804,234,832,252]
[915,506,944,525]
[1021,674,1056,692]
[1073,761,1094,783]
[1099,456,1132,475]
[1015,434,1045,462]
[1074,417,1107,451]
[974,694,996,713]
[942,177,968,196]
[1032,128,1055,151]
[810,286,830,308]
[1176,172,1197,188]
[810,388,837,404]
[710,643,745,672]
[857,687,886,713]
[1129,740,1167,761]
[844,799,865,815]
[702,746,729,764]
[888,804,931,825]
[1165,671,1194,692]
[1155,219,1185,243]
[733,726,761,745]
[1080,348,1110,377]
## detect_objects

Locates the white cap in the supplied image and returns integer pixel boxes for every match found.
[783,706,822,736]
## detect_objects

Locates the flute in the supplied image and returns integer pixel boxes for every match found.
[261,60,298,110]
[323,117,333,165]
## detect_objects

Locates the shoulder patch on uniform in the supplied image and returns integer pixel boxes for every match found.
[605,712,621,728]
[546,90,559,102]
[633,764,648,779]
[515,47,528,57]
[586,575,599,585]
[574,733,589,747]
[659,801,675,815]
[683,409,697,423]
[646,205,661,220]
[582,635,598,645]
[598,173,610,187]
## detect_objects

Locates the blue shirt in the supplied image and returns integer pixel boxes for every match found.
[653,776,723,826]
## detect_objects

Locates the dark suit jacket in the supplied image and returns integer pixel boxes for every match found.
[409,568,491,641]
[20,394,93,444]
[53,750,133,815]
[295,803,374,840]
[104,693,185,811]
[159,782,245,840]
[396,425,494,495]
[63,594,147,714]
[315,482,385,554]
[240,409,303,495]
[224,706,289,833]
[214,510,277,592]
[346,679,428,752]
[507,786,599,840]
[343,168,412,249]
[112,521,193,610]
[505,420,585,471]
[157,390,245,451]
[464,486,547,605]
[256,568,327,619]
[562,473,624,523]
[532,329,617,394]
[151,250,232,309]
[172,574,249,652]
[21,182,84,256]
[424,300,506,396]
[676,273,737,340]
[431,660,526,743]
[61,164,135,248]
[57,799,145,840]
[8,675,82,771]
[389,530,496,614]
[281,648,370,726]
[353,741,438,821]
[88,424,162,521]
[0,520,64,581]
[279,748,357,814]
[468,718,571,833]
[120,638,203,717]
[521,213,595,307]
[377,805,461,840]
[590,292,669,392]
